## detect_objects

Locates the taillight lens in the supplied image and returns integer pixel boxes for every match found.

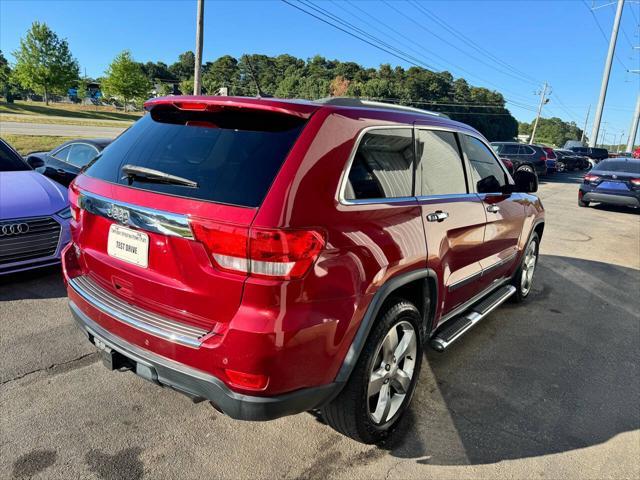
[584,174,600,183]
[191,221,325,280]
[224,369,269,390]
[630,178,640,187]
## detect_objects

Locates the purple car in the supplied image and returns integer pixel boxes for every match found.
[0,139,71,275]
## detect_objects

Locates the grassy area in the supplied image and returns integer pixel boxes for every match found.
[0,100,142,122]
[1,134,76,155]
[0,112,134,127]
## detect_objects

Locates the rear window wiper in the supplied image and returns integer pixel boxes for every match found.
[121,164,199,188]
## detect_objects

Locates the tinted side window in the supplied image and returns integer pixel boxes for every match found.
[53,145,71,161]
[67,144,98,168]
[0,141,30,172]
[520,145,534,155]
[502,144,519,155]
[345,128,414,200]
[417,130,467,195]
[462,135,507,193]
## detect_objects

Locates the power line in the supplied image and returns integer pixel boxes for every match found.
[582,0,629,70]
[339,0,538,104]
[407,0,543,87]
[284,0,539,111]
[280,0,429,70]
[298,0,437,71]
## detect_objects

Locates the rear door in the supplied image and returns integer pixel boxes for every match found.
[414,127,488,320]
[73,106,307,331]
[461,134,525,285]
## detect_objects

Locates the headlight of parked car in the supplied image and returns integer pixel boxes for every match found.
[56,206,72,219]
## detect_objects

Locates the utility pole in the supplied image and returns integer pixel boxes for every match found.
[626,94,640,153]
[193,0,204,95]
[589,0,625,147]
[530,81,549,145]
[580,104,590,144]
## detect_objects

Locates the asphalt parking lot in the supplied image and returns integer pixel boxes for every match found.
[1,172,639,480]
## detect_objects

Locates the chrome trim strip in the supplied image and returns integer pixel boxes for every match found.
[78,191,194,239]
[447,253,518,292]
[69,276,209,348]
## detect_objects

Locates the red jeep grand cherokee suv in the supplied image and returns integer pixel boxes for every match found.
[63,96,544,443]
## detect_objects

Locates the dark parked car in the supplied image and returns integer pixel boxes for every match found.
[25,138,111,187]
[579,159,640,208]
[491,142,548,177]
[555,149,590,172]
[569,146,609,162]
[0,138,71,275]
[63,96,544,444]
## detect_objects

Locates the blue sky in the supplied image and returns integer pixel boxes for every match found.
[1,0,638,145]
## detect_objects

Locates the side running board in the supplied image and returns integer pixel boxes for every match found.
[430,285,516,352]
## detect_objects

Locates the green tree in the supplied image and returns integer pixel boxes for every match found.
[169,51,196,80]
[76,76,90,102]
[180,77,194,95]
[519,117,584,146]
[11,22,79,104]
[202,55,240,94]
[0,51,11,100]
[102,51,150,111]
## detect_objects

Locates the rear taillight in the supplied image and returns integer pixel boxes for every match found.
[191,221,325,280]
[584,174,600,183]
[630,178,640,187]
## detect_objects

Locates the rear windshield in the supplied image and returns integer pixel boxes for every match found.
[84,106,306,207]
[594,160,640,174]
[0,141,31,172]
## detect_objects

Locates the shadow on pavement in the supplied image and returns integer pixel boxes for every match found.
[538,171,586,185]
[382,254,640,465]
[0,265,67,301]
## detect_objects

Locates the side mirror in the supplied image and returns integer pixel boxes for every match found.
[26,156,45,169]
[513,169,538,193]
[476,175,502,194]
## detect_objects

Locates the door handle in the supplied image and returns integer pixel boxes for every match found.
[56,168,66,174]
[486,205,500,213]
[426,211,449,222]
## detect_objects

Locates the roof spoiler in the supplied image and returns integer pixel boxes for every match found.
[144,96,319,119]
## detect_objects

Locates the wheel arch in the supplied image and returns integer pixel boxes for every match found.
[334,269,438,384]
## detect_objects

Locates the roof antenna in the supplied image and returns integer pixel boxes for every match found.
[244,56,270,98]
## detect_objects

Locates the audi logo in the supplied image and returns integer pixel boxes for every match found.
[0,223,30,236]
[106,204,130,225]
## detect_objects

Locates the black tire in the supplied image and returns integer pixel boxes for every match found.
[321,299,423,444]
[578,197,590,207]
[511,233,539,303]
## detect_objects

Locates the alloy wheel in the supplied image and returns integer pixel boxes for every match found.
[367,320,417,425]
[520,240,538,296]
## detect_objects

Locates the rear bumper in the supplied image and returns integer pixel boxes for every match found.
[582,191,640,207]
[69,300,341,420]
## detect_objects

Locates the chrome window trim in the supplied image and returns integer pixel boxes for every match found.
[414,126,470,197]
[64,142,100,168]
[78,190,194,239]
[337,125,416,206]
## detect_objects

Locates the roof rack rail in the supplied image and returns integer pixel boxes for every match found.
[315,97,449,118]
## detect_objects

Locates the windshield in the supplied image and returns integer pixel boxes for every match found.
[84,107,306,207]
[594,160,640,174]
[0,140,31,172]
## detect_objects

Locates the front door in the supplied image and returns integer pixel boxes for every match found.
[414,127,488,323]
[461,134,525,284]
